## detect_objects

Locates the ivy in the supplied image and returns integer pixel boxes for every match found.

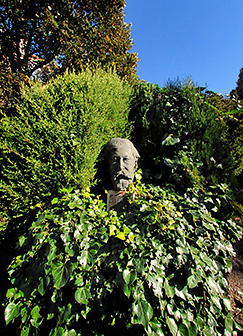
[4,173,243,335]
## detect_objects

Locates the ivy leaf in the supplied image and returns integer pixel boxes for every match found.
[225,313,233,333]
[109,224,116,236]
[200,252,213,266]
[20,326,30,336]
[163,157,179,169]
[51,197,59,205]
[38,276,50,296]
[164,278,175,298]
[116,231,126,240]
[123,284,131,297]
[75,288,89,304]
[31,306,41,319]
[206,276,219,294]
[123,269,131,284]
[166,316,178,336]
[133,299,153,328]
[162,135,180,146]
[203,326,214,336]
[19,235,26,247]
[30,306,41,327]
[149,319,164,335]
[211,295,221,310]
[178,323,188,336]
[187,272,201,288]
[5,302,20,325]
[222,297,232,311]
[51,260,69,289]
[188,322,197,336]
[79,250,89,269]
[6,288,16,299]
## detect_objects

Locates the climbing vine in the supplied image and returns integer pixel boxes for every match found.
[4,172,242,335]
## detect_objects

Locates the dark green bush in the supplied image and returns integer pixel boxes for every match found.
[4,172,242,335]
[206,92,243,185]
[129,80,233,191]
[0,68,132,231]
[229,108,243,180]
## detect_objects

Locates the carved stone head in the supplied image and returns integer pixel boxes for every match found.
[106,138,140,191]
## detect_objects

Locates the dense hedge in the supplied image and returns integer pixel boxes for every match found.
[4,172,242,335]
[206,92,243,182]
[129,81,236,191]
[0,68,133,234]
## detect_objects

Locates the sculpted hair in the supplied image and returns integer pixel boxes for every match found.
[105,138,140,165]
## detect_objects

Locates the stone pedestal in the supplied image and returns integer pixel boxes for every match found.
[107,190,128,212]
[107,190,135,213]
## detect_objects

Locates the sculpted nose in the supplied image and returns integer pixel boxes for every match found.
[119,158,124,170]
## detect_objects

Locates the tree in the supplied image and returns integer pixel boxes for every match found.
[231,67,243,100]
[0,0,138,105]
[235,67,243,99]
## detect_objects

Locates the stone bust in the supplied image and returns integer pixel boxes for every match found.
[105,138,140,191]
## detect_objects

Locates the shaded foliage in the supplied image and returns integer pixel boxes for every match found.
[129,80,235,191]
[206,92,243,185]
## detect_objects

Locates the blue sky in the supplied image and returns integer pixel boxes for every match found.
[124,0,243,95]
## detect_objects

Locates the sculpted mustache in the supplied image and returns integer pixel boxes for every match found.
[114,172,133,181]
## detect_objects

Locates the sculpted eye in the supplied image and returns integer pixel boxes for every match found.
[112,156,119,165]
[123,157,130,163]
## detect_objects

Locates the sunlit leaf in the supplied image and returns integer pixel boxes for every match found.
[123,269,131,284]
[20,326,30,336]
[222,297,232,311]
[75,288,89,304]
[109,224,116,236]
[51,197,59,205]
[5,302,20,325]
[116,231,126,240]
[164,278,175,298]
[166,316,178,336]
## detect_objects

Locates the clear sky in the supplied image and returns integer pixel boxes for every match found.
[124,0,243,95]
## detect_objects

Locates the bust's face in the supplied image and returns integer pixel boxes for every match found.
[108,145,136,191]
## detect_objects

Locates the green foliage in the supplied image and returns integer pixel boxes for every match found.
[4,173,242,335]
[232,67,243,100]
[0,68,132,226]
[206,92,243,182]
[228,107,243,179]
[129,80,233,191]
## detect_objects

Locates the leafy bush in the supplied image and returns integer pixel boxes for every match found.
[206,92,243,185]
[129,81,233,191]
[4,173,242,335]
[229,108,243,180]
[0,68,132,229]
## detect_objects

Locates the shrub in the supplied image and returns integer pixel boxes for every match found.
[0,68,132,230]
[4,172,242,335]
[129,81,233,191]
[229,108,243,180]
[206,92,243,185]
